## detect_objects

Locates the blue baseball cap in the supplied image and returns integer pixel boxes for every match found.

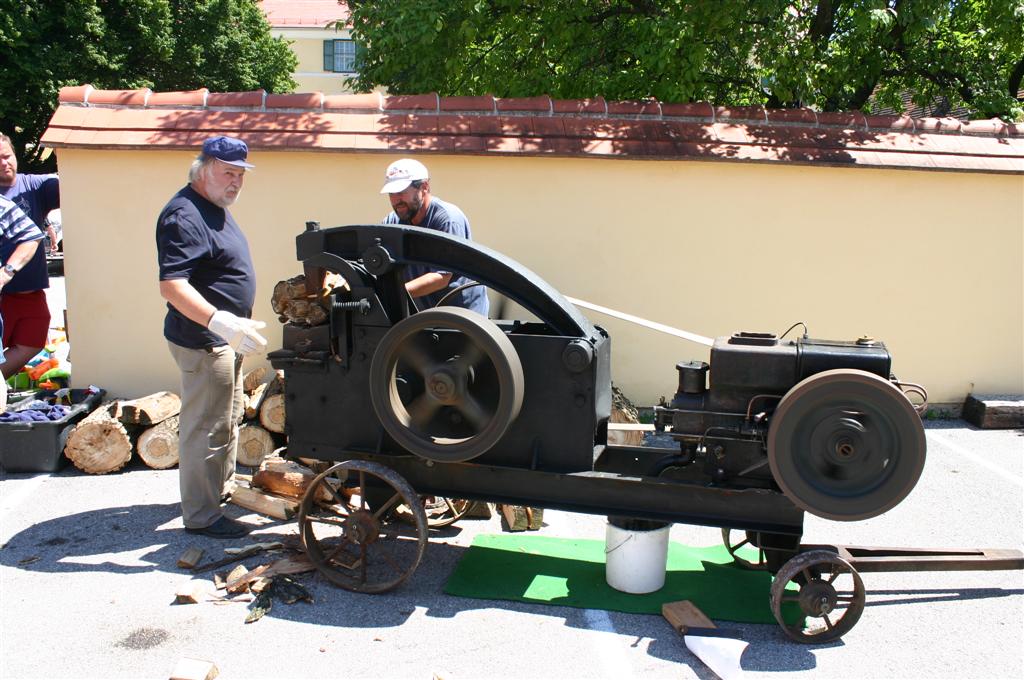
[201,135,254,168]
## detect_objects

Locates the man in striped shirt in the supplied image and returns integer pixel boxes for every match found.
[0,195,43,410]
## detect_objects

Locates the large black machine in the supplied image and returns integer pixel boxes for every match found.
[270,222,1021,642]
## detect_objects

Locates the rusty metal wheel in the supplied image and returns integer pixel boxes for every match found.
[298,460,427,593]
[767,369,926,521]
[721,528,769,570]
[369,306,524,463]
[770,549,866,643]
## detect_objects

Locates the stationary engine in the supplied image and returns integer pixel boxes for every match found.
[654,331,927,521]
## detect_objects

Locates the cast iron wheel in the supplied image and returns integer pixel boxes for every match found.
[722,528,769,570]
[767,369,926,521]
[298,460,428,593]
[770,549,866,643]
[369,306,525,463]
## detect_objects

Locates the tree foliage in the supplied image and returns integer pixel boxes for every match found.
[345,0,1023,121]
[0,0,298,170]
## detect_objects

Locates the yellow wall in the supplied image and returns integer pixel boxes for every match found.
[56,148,1023,407]
[275,28,356,95]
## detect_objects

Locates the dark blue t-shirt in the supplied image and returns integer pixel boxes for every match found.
[156,185,256,348]
[1,173,59,293]
[383,196,489,315]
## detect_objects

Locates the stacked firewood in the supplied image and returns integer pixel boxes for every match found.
[64,391,182,474]
[236,367,287,468]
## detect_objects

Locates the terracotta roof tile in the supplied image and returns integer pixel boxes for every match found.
[715,106,768,123]
[88,88,151,106]
[207,91,265,108]
[440,96,496,112]
[266,92,323,109]
[39,85,1024,174]
[496,96,552,113]
[323,93,382,111]
[383,94,438,112]
[58,85,93,104]
[660,102,713,118]
[552,98,607,114]
[816,111,867,128]
[147,89,208,107]
[767,108,818,125]
[607,100,661,116]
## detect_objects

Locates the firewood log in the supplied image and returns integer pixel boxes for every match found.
[242,367,266,394]
[244,383,267,420]
[65,402,132,474]
[259,393,286,434]
[252,456,331,502]
[115,391,181,426]
[136,415,180,469]
[237,423,275,467]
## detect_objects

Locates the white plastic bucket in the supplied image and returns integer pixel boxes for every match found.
[604,516,671,594]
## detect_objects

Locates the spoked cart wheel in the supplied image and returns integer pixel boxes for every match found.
[722,528,769,570]
[298,460,428,593]
[770,549,866,643]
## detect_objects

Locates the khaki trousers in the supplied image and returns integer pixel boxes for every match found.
[168,341,243,529]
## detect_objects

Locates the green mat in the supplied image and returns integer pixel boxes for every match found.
[444,533,796,624]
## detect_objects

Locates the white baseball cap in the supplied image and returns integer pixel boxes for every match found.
[380,158,429,194]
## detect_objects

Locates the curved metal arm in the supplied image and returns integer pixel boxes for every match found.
[296,224,598,339]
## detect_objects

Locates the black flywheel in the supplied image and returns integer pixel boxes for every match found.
[767,369,926,521]
[369,306,524,463]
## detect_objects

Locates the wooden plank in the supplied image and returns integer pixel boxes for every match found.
[169,657,219,680]
[176,546,204,570]
[963,394,1024,429]
[229,484,298,520]
[662,600,716,634]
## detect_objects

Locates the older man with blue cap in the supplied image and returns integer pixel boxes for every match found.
[155,135,265,539]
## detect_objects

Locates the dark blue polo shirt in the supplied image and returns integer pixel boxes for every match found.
[383,196,489,315]
[156,185,256,348]
[1,173,59,293]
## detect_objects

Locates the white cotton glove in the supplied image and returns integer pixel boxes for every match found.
[207,310,268,357]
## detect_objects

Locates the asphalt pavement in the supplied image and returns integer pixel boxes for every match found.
[0,421,1022,680]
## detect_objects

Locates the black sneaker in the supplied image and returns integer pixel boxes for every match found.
[184,516,250,539]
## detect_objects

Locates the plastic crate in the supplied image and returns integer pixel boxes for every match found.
[0,388,106,473]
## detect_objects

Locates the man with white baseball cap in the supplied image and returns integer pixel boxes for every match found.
[380,158,489,315]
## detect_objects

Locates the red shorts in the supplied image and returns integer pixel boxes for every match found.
[1,290,51,348]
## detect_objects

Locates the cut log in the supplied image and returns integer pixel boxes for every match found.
[237,423,275,467]
[65,402,133,474]
[116,391,181,426]
[169,657,219,680]
[174,579,212,604]
[498,504,544,532]
[259,393,286,433]
[225,565,250,594]
[609,383,644,446]
[137,415,180,469]
[176,546,204,570]
[229,484,298,520]
[242,367,267,394]
[244,382,268,420]
[252,456,331,502]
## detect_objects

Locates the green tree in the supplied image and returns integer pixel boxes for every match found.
[0,0,298,171]
[344,0,1023,120]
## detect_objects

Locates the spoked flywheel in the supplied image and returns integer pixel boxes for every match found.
[767,369,926,521]
[770,549,866,643]
[369,306,525,463]
[297,460,428,593]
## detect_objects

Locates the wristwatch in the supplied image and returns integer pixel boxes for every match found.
[2,263,16,275]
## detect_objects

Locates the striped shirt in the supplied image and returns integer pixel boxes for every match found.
[0,195,44,251]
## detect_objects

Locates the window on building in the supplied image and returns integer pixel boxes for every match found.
[323,39,357,73]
